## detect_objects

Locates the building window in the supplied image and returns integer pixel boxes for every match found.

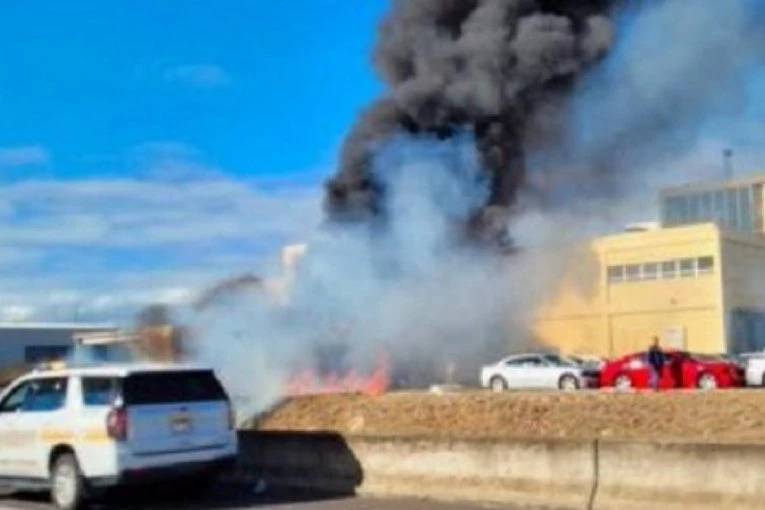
[713,190,725,226]
[755,184,764,232]
[699,192,713,221]
[642,263,659,280]
[679,258,696,278]
[726,188,740,230]
[607,256,714,285]
[607,266,625,283]
[739,186,754,232]
[661,260,678,279]
[731,308,765,353]
[697,256,714,275]
[625,264,641,282]
[663,195,688,226]
[662,185,764,234]
[687,194,700,222]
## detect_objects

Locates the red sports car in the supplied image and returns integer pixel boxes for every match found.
[600,350,744,390]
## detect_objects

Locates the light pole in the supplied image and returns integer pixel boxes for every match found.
[723,148,734,181]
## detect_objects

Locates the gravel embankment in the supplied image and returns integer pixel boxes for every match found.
[252,389,765,443]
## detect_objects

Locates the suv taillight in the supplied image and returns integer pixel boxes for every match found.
[106,406,128,441]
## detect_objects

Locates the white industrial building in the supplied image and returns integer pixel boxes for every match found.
[0,322,117,370]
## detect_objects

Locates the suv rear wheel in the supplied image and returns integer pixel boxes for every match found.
[50,453,86,510]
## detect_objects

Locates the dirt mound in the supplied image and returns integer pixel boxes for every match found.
[252,390,765,443]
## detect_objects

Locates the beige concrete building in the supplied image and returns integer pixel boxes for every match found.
[534,174,765,357]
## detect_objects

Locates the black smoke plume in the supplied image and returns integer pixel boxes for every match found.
[325,0,618,246]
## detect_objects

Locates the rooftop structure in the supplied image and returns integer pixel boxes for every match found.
[0,322,118,370]
[661,173,765,235]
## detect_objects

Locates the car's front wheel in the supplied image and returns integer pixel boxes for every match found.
[558,374,580,391]
[614,374,633,391]
[697,372,719,390]
[490,376,508,393]
[50,453,86,510]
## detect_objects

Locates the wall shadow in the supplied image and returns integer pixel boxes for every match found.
[237,430,364,497]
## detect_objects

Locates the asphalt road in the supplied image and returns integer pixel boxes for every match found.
[0,485,506,510]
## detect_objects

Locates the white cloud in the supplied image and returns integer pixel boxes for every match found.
[164,64,232,89]
[0,145,49,168]
[0,247,43,268]
[0,141,323,323]
[0,305,36,322]
[0,266,257,325]
[0,177,320,247]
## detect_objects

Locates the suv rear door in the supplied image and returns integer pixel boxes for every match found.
[121,370,231,456]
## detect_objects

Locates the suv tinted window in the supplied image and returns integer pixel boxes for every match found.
[122,370,227,405]
[82,377,121,407]
[22,378,68,412]
[0,381,34,413]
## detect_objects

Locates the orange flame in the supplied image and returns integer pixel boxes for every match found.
[284,355,390,396]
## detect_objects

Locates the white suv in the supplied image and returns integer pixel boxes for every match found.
[0,362,238,510]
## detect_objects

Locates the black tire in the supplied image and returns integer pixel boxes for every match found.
[558,374,580,391]
[50,453,87,510]
[178,472,217,498]
[489,376,508,392]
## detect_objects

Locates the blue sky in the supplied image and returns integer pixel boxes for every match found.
[2,0,764,325]
[0,1,388,322]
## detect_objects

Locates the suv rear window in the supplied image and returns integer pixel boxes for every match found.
[122,370,227,405]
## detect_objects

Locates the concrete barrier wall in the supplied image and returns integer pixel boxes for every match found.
[350,436,595,509]
[595,441,765,510]
[236,432,765,510]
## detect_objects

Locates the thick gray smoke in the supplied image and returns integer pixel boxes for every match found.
[190,0,765,420]
[325,0,616,245]
[528,0,765,206]
[193,134,573,420]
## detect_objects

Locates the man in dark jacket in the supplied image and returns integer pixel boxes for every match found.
[647,336,665,390]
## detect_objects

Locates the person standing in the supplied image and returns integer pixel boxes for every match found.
[647,336,665,390]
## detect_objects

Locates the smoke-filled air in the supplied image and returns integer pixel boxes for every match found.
[326,0,617,246]
[188,0,765,420]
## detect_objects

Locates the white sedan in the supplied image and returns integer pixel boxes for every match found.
[480,353,600,392]
[739,351,765,386]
